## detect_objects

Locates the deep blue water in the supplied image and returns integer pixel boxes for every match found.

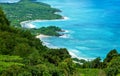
[1,0,120,60]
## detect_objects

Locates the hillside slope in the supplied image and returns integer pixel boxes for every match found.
[0,0,62,27]
[0,8,73,76]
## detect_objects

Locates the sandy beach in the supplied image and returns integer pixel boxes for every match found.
[20,20,36,28]
[20,16,69,28]
[36,34,51,39]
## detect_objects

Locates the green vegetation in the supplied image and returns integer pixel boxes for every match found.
[0,8,72,76]
[0,0,64,36]
[77,69,106,76]
[71,50,120,76]
[103,49,120,76]
[0,55,24,72]
[0,0,62,27]
[0,3,120,76]
[30,26,63,36]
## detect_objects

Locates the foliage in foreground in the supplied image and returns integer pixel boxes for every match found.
[0,5,120,76]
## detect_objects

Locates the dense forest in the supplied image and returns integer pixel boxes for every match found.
[0,0,120,75]
[30,26,63,36]
[0,0,62,27]
[0,6,120,76]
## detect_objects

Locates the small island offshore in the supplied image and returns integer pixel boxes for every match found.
[0,0,120,76]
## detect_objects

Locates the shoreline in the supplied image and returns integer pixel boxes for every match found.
[69,51,94,61]
[20,16,69,28]
[20,16,92,61]
[36,34,94,61]
[36,34,51,39]
[20,17,94,61]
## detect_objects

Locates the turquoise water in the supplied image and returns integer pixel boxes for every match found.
[1,0,120,60]
[34,0,120,60]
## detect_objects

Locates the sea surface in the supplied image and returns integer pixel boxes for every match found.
[0,0,20,3]
[1,0,120,60]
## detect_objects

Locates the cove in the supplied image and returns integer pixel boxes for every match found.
[31,0,120,60]
[1,0,120,60]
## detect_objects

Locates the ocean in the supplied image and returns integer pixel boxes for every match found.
[1,0,120,60]
[0,0,20,3]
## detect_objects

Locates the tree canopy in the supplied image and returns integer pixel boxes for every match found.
[0,3,120,76]
[0,0,62,27]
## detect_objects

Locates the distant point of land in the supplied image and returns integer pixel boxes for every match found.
[0,0,62,27]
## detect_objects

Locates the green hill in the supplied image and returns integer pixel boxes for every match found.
[0,1,120,76]
[0,8,72,76]
[0,0,62,27]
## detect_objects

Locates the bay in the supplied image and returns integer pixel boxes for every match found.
[33,0,120,60]
[0,0,120,60]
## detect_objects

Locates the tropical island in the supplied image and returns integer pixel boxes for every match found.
[0,0,62,27]
[0,0,65,36]
[0,0,120,76]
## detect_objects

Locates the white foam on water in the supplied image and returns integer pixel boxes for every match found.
[59,34,69,38]
[64,30,70,33]
[21,21,36,28]
[43,41,60,49]
[25,23,36,28]
[68,49,95,61]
